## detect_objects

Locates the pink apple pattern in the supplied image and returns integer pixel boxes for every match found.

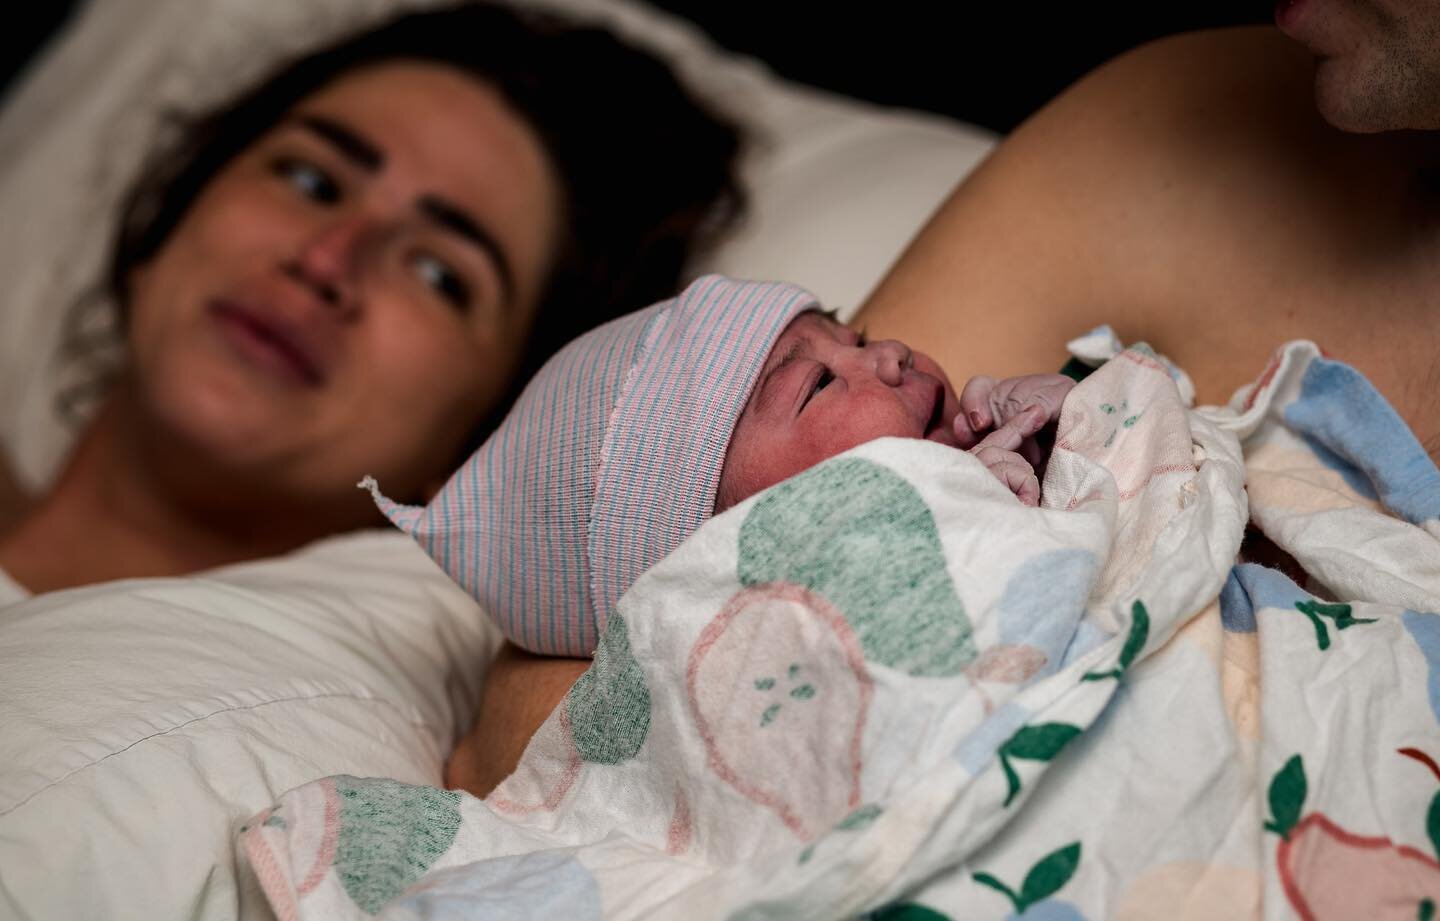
[687,582,873,840]
[1266,753,1440,920]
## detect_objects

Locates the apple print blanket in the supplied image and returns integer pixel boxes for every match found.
[240,340,1440,921]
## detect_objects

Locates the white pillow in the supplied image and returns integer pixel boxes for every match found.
[0,531,499,920]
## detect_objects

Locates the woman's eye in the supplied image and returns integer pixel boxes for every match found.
[272,157,340,204]
[410,253,471,311]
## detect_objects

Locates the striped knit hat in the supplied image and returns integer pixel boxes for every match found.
[365,275,818,656]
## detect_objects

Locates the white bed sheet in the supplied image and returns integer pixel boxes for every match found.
[0,531,499,920]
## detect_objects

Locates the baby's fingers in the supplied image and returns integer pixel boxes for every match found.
[955,375,998,446]
[970,445,1040,507]
[993,374,1075,430]
[970,411,1033,454]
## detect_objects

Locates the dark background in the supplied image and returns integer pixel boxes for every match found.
[2,2,82,100]
[3,2,1271,135]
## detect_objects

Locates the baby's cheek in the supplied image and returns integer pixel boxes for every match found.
[719,422,807,508]
[806,405,881,460]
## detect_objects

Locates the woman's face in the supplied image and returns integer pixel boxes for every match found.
[125,61,562,511]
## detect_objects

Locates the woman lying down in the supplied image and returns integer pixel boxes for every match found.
[243,273,1440,920]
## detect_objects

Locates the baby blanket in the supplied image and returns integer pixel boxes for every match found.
[240,341,1440,920]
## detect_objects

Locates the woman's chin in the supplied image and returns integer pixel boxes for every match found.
[137,366,304,469]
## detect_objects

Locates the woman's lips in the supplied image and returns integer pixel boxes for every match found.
[209,300,325,387]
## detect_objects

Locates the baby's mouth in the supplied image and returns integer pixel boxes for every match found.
[925,386,946,434]
[922,380,956,446]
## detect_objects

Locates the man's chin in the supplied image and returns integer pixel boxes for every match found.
[1312,53,1438,134]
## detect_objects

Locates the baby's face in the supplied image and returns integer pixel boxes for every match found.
[716,311,961,510]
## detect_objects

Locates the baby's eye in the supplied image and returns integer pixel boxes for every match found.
[272,157,340,204]
[409,252,471,312]
[798,365,835,412]
[854,329,868,348]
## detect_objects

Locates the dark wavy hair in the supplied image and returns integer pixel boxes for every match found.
[98,1,745,451]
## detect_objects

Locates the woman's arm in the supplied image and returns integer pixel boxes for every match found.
[445,642,588,797]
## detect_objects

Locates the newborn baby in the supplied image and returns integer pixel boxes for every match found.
[368,275,1074,658]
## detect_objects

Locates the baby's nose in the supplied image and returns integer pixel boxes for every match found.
[871,339,913,386]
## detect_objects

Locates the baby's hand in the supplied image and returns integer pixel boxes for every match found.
[953,373,1075,468]
[967,416,1041,506]
[955,373,1076,506]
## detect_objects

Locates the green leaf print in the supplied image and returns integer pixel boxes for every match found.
[836,803,884,831]
[1117,601,1151,669]
[865,905,952,921]
[1301,600,1376,630]
[1264,754,1307,840]
[1293,600,1378,651]
[1003,724,1083,760]
[1294,602,1332,651]
[1082,600,1149,682]
[1019,842,1083,909]
[972,873,1022,914]
[998,723,1083,806]
[974,840,1083,914]
[1428,791,1440,863]
[797,804,884,865]
[1000,756,1023,809]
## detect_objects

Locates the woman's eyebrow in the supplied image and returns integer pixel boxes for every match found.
[418,197,516,308]
[293,115,382,171]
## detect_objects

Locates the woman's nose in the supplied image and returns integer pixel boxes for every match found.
[284,216,369,315]
[869,339,913,386]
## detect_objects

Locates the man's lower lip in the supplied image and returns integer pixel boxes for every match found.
[210,304,322,387]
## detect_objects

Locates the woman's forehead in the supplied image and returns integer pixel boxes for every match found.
[285,61,551,192]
